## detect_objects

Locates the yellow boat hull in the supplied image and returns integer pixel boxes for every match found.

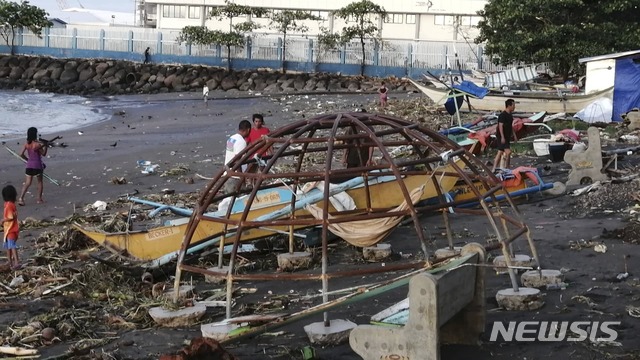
[74,161,466,262]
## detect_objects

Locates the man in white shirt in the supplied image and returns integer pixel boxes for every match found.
[222,120,252,193]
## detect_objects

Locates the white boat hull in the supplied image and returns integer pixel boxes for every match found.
[408,79,613,114]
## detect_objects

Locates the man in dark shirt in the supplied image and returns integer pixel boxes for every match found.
[492,99,516,172]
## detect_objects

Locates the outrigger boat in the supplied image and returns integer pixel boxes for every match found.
[74,159,466,268]
[408,78,614,114]
[442,111,550,154]
[450,167,560,206]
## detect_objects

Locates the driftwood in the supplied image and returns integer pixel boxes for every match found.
[0,346,39,355]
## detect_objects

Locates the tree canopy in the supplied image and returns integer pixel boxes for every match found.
[269,10,321,73]
[0,0,51,55]
[318,0,386,75]
[178,0,266,70]
[475,0,640,80]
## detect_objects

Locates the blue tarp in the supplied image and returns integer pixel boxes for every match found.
[452,80,490,99]
[613,57,640,121]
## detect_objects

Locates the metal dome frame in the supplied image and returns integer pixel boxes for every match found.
[171,112,541,325]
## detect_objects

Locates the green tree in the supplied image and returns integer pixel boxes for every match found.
[0,0,51,55]
[269,10,321,73]
[318,0,386,76]
[178,0,266,71]
[475,0,640,80]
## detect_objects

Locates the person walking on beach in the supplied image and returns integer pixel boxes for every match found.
[223,120,252,192]
[492,99,516,173]
[378,81,388,108]
[3,185,21,270]
[203,84,209,107]
[18,127,47,205]
[144,47,151,64]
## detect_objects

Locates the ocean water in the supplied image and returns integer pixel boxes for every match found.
[0,89,111,140]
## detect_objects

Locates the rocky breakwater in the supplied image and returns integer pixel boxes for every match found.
[0,55,417,96]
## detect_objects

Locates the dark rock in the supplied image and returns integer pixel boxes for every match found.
[95,62,109,75]
[220,76,237,91]
[79,68,96,82]
[63,61,78,71]
[164,74,176,87]
[33,69,50,81]
[9,66,24,80]
[206,78,218,90]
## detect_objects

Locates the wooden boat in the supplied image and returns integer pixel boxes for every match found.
[74,160,466,267]
[408,78,614,114]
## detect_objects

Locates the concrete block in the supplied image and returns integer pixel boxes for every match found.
[205,266,229,284]
[363,243,393,262]
[496,288,544,311]
[304,319,357,345]
[520,269,564,288]
[161,285,195,301]
[149,303,206,327]
[277,251,313,271]
[201,322,243,342]
[434,246,462,260]
[492,254,533,274]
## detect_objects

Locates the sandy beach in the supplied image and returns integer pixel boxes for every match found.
[1,90,640,359]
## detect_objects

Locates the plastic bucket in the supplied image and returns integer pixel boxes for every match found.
[548,143,568,162]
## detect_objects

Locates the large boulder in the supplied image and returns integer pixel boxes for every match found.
[220,76,237,91]
[63,61,78,71]
[205,78,218,90]
[95,62,110,75]
[9,67,24,80]
[32,69,50,81]
[59,69,79,84]
[50,67,63,80]
[79,68,96,82]
[163,74,176,87]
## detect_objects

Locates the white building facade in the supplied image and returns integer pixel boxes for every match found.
[141,0,486,42]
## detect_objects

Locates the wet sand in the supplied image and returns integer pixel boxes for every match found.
[0,90,639,359]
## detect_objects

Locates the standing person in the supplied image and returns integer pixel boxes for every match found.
[378,81,388,108]
[2,185,20,270]
[492,99,516,172]
[18,127,47,205]
[246,114,271,157]
[245,114,272,187]
[342,127,374,169]
[223,120,252,192]
[203,84,210,107]
[144,47,151,64]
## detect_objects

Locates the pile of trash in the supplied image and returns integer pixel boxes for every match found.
[568,178,640,218]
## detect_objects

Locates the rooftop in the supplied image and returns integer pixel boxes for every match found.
[578,49,640,63]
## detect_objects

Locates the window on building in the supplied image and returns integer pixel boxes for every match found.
[406,14,416,24]
[470,16,481,26]
[460,16,471,26]
[163,5,186,18]
[307,10,328,20]
[188,6,201,19]
[347,14,358,22]
[434,15,454,25]
[384,14,403,24]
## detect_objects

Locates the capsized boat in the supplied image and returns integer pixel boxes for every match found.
[408,78,614,114]
[74,159,466,268]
